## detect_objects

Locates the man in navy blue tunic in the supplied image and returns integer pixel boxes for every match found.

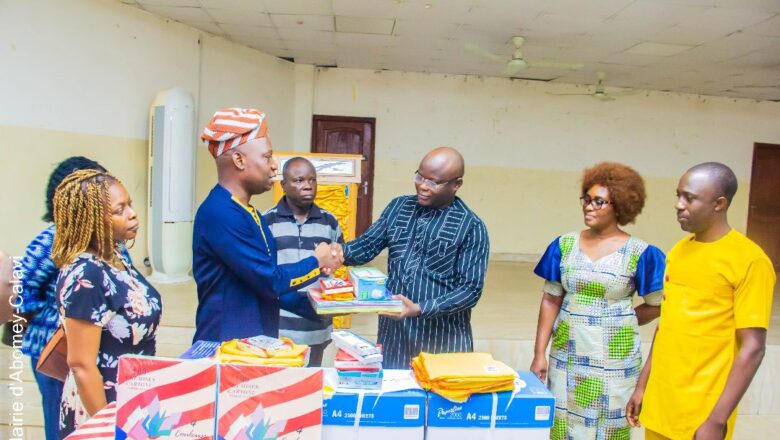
[192,108,342,343]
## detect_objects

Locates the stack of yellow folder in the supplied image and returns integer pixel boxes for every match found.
[412,352,516,402]
[217,337,309,367]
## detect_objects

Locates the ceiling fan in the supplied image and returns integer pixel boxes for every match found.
[551,71,640,101]
[464,36,584,76]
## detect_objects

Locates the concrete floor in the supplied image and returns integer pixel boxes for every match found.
[1,258,778,439]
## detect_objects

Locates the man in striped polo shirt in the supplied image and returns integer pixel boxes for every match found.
[264,157,344,366]
[343,147,490,369]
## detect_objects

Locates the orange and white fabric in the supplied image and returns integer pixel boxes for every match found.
[201,107,268,158]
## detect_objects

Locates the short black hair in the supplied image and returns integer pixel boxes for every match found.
[43,156,106,222]
[281,156,315,180]
[688,162,738,205]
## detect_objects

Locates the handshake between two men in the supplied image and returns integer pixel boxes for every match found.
[314,242,344,276]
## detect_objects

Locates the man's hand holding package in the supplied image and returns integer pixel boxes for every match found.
[381,294,421,320]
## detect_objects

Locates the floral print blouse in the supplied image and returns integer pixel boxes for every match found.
[57,251,161,436]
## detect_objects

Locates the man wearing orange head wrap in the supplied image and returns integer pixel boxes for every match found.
[193,108,343,343]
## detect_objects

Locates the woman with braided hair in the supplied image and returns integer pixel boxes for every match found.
[15,156,123,440]
[51,169,161,438]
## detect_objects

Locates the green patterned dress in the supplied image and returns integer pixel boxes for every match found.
[534,232,665,440]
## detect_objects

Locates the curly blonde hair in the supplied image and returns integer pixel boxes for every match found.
[51,169,121,268]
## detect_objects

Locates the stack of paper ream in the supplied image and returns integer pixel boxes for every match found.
[411,352,516,402]
[322,369,425,440]
[426,371,555,440]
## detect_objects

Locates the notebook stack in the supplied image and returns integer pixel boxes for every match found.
[320,277,354,301]
[332,330,383,390]
[308,287,402,314]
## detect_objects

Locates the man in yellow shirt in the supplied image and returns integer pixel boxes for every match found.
[626,162,776,440]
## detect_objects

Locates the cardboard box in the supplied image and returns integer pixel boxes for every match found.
[348,267,388,301]
[116,355,218,440]
[425,371,554,440]
[218,364,323,440]
[322,369,425,440]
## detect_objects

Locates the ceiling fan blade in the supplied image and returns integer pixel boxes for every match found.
[609,88,641,97]
[593,93,616,101]
[464,42,506,63]
[528,59,584,70]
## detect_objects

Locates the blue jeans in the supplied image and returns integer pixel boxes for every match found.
[30,356,64,440]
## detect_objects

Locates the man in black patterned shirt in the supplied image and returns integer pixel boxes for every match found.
[343,147,490,369]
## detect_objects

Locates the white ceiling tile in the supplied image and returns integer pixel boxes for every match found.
[459,0,546,32]
[611,1,711,26]
[687,8,775,34]
[138,0,200,6]
[332,0,385,18]
[271,14,335,31]
[392,19,462,37]
[335,32,396,48]
[744,14,780,37]
[200,0,267,11]
[187,21,225,35]
[721,46,780,68]
[601,52,663,66]
[626,42,694,56]
[224,24,279,39]
[264,0,334,15]
[649,24,727,46]
[541,0,634,19]
[277,28,335,42]
[207,9,272,26]
[141,5,213,22]
[335,16,395,35]
[526,13,605,35]
[715,0,780,13]
[708,32,780,61]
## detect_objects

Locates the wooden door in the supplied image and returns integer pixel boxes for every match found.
[747,143,780,270]
[311,115,376,236]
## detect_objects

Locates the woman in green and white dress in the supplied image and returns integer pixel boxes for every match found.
[531,162,665,440]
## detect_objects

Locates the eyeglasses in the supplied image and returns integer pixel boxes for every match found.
[580,196,612,210]
[414,170,461,190]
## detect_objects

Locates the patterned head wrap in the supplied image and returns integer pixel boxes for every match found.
[201,108,269,158]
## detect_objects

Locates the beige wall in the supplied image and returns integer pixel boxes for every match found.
[0,0,297,262]
[307,67,780,254]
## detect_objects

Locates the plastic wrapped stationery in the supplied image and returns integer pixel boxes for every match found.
[349,267,388,300]
[332,331,384,390]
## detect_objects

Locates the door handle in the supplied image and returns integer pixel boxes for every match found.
[362,181,368,195]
